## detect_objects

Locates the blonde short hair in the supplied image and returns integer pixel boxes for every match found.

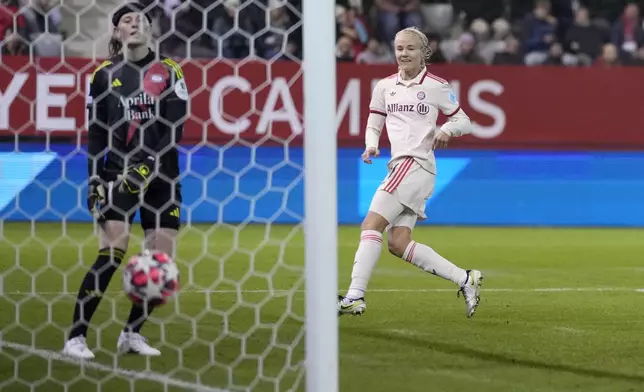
[395,27,433,65]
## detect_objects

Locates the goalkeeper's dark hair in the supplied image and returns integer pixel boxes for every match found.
[109,36,122,57]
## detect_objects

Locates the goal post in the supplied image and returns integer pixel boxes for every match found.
[302,0,339,391]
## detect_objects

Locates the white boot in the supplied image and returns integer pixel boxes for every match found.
[117,332,161,356]
[62,336,95,360]
[458,270,484,318]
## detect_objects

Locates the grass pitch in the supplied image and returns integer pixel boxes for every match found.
[0,222,644,392]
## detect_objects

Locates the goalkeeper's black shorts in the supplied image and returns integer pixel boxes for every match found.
[101,179,182,231]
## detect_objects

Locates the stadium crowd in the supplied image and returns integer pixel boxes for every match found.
[0,0,63,57]
[333,0,644,66]
[2,0,644,67]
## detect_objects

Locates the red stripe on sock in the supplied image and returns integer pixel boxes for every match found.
[361,235,382,243]
[384,158,414,193]
[406,242,417,262]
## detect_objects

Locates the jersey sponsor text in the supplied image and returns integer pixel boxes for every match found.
[120,93,156,121]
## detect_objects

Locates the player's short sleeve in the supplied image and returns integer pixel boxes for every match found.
[437,83,460,117]
[368,80,386,117]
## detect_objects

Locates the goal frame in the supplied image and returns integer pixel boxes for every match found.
[302,0,339,391]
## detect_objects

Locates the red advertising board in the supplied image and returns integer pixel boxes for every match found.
[1,56,643,149]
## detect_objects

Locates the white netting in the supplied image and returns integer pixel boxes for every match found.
[0,1,307,391]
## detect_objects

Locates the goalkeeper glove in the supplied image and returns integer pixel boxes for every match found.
[118,157,155,194]
[87,176,106,219]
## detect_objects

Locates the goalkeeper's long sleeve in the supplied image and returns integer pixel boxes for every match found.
[86,70,109,178]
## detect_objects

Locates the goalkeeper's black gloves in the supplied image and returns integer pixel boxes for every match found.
[87,176,106,219]
[118,157,155,194]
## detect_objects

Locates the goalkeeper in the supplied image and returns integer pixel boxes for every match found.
[62,2,188,360]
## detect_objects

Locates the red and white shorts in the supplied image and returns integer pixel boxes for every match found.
[368,156,435,227]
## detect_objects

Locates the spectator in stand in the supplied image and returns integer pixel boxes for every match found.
[21,0,62,56]
[543,41,565,65]
[469,18,492,63]
[627,45,644,65]
[258,3,293,59]
[611,2,644,56]
[492,36,524,65]
[595,42,621,67]
[154,0,184,56]
[22,0,61,34]
[211,0,260,58]
[470,18,511,63]
[356,37,394,64]
[451,32,485,64]
[1,26,27,56]
[160,0,180,20]
[521,0,558,66]
[159,0,219,58]
[452,0,505,26]
[426,33,446,64]
[336,35,355,62]
[584,0,626,22]
[552,0,574,43]
[336,6,370,57]
[490,19,512,48]
[511,0,570,31]
[0,0,23,41]
[280,40,301,61]
[565,6,608,66]
[375,0,424,44]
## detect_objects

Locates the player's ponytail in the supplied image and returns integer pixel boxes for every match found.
[108,37,122,57]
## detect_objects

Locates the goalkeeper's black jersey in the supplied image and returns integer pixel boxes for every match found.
[86,49,188,182]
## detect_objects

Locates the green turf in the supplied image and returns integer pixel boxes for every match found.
[1,222,644,392]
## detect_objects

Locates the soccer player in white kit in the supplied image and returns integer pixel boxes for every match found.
[338,27,484,318]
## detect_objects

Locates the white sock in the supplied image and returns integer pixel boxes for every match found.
[402,241,468,286]
[346,230,383,299]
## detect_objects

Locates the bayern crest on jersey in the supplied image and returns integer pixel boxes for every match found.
[417,91,426,100]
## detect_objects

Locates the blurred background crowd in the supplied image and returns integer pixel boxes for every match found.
[331,0,644,67]
[2,0,644,67]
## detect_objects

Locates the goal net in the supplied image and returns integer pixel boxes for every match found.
[0,0,323,391]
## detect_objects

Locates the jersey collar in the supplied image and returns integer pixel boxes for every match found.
[396,67,427,86]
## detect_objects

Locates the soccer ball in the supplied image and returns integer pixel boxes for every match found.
[122,250,180,306]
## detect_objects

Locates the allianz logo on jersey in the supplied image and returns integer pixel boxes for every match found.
[120,92,156,121]
[387,102,430,115]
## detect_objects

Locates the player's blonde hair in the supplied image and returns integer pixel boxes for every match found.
[394,27,433,66]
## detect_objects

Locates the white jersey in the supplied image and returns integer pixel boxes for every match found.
[365,68,472,174]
